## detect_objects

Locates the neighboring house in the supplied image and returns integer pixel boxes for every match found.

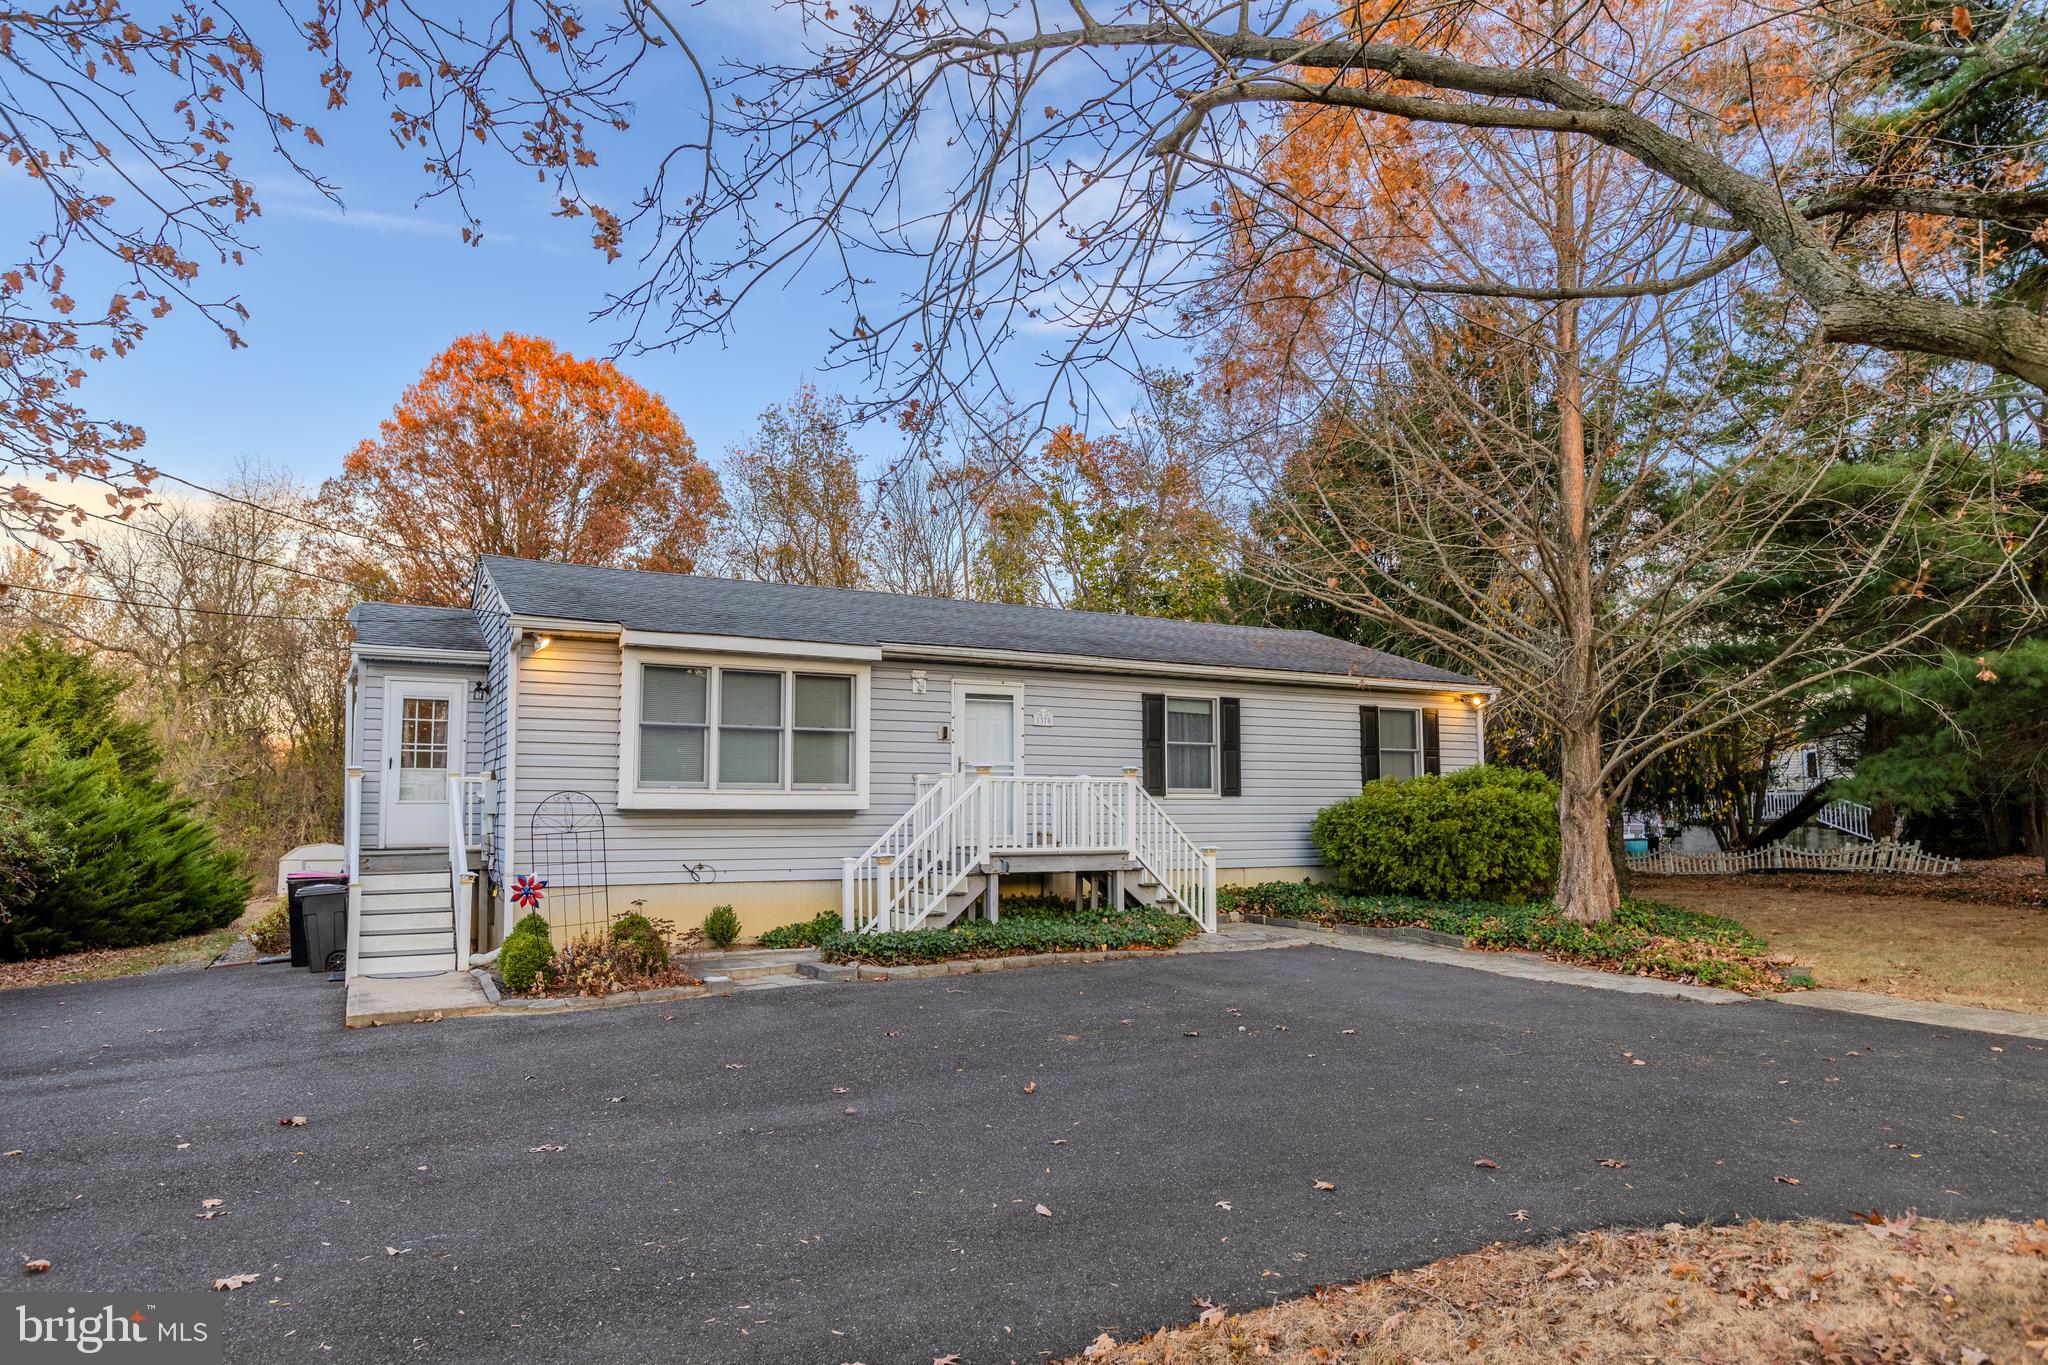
[341,555,1494,979]
[1665,739,1873,855]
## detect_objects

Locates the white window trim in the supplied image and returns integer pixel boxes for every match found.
[617,647,871,811]
[1164,692,1221,798]
[1378,704,1424,781]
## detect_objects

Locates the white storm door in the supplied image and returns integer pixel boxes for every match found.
[380,679,465,848]
[960,692,1019,776]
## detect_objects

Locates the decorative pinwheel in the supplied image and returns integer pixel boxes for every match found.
[511,874,549,909]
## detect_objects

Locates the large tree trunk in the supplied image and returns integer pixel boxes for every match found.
[1557,718,1622,922]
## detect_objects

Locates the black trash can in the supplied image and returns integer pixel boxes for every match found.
[299,883,350,975]
[285,873,348,968]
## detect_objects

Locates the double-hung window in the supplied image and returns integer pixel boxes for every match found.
[625,652,868,809]
[1378,707,1423,780]
[1166,697,1217,794]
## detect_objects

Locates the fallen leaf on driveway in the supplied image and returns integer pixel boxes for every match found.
[412,1011,443,1024]
[22,1258,50,1274]
[1023,1081,1037,1094]
[385,1247,410,1258]
[529,1144,566,1153]
[1473,1159,1500,1170]
[935,1355,961,1365]
[1774,1175,1801,1185]
[1341,1029,1356,1036]
[212,1273,258,1292]
[1051,1139,1067,1147]
[1183,1030,1200,1037]
[722,1063,745,1071]
[3,1150,21,1158]
[1035,1204,1053,1217]
[201,1199,224,1209]
[1083,1333,1118,1358]
[1313,1180,1335,1191]
[831,1087,850,1095]
[1216,1200,1232,1210]
[1511,1210,1531,1222]
[1194,1297,1228,1326]
[278,1116,308,1127]
[1598,1158,1628,1169]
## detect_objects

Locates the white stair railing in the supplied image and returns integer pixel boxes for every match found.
[446,773,489,969]
[1119,767,1217,932]
[1759,788,1873,841]
[343,766,364,982]
[843,771,1218,934]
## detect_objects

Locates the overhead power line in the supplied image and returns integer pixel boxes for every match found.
[0,579,352,627]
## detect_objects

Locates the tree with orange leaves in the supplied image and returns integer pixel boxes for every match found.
[320,334,720,605]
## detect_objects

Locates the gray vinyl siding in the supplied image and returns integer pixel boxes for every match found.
[353,656,488,849]
[475,572,513,878]
[501,634,1484,886]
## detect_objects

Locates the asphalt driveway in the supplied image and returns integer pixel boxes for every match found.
[3,948,2044,1364]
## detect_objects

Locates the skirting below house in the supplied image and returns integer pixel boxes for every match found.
[497,864,1326,940]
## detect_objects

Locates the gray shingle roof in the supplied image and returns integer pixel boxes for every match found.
[349,602,489,655]
[471,555,1481,688]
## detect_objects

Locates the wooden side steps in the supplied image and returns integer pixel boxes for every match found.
[355,853,457,977]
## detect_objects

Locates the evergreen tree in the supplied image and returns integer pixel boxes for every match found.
[0,633,161,781]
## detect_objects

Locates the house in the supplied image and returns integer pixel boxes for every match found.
[340,555,1494,979]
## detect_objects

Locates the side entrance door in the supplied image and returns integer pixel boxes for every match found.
[380,678,466,848]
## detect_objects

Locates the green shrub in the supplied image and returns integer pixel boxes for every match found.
[756,909,842,949]
[0,793,68,917]
[499,920,554,993]
[0,729,248,959]
[820,903,1200,966]
[609,912,669,969]
[509,911,550,941]
[702,904,741,950]
[1309,765,1560,903]
[248,899,290,955]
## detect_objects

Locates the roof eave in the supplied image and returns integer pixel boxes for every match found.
[876,642,1492,694]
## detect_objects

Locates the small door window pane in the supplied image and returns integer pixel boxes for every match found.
[397,697,450,802]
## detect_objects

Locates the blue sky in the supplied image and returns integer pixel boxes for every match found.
[18,3,1178,496]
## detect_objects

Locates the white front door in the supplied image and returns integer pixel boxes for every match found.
[380,679,465,848]
[957,689,1020,776]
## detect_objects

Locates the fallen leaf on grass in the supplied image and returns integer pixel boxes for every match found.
[278,1116,308,1127]
[1473,1159,1500,1170]
[1035,1204,1053,1217]
[1083,1333,1118,1358]
[22,1258,50,1274]
[212,1273,259,1292]
[1194,1297,1228,1326]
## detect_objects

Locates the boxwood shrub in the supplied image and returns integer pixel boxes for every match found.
[499,914,553,993]
[1309,765,1560,903]
[756,909,843,949]
[608,912,668,969]
[820,901,1199,966]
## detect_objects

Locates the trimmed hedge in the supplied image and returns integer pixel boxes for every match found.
[820,899,1200,966]
[1309,765,1560,903]
[1222,880,1784,992]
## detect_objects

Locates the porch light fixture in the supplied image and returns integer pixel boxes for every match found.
[533,634,553,652]
[1467,694,1486,708]
[471,680,491,702]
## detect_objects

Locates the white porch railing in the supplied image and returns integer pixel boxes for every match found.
[343,766,364,982]
[446,773,491,969]
[843,771,1216,934]
[1759,787,1873,841]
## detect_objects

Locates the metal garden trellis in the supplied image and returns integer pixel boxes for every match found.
[525,791,613,942]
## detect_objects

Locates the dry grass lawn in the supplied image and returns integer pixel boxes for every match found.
[1072,1217,2048,1364]
[1637,873,2048,1015]
[0,898,266,992]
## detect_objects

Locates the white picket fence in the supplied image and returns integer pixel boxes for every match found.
[1626,838,1961,878]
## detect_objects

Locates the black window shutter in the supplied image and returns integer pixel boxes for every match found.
[1141,693,1166,796]
[1218,697,1241,797]
[1359,705,1381,784]
[1423,707,1442,775]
